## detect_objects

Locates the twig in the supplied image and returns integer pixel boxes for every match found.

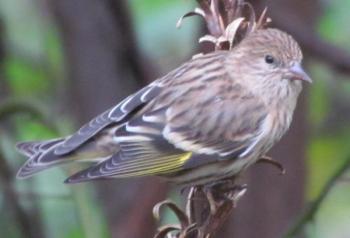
[285,154,350,237]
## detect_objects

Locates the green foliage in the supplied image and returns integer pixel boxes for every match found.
[16,120,56,141]
[307,132,350,199]
[300,0,350,237]
[4,57,49,95]
[319,0,350,49]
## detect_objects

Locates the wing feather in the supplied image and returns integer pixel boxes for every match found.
[63,51,269,183]
[161,59,269,158]
[54,83,162,156]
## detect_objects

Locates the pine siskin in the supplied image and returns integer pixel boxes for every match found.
[16,28,311,185]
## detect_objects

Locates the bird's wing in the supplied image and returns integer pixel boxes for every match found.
[64,52,269,183]
[54,82,162,156]
[54,52,226,156]
[162,73,269,163]
[65,110,193,182]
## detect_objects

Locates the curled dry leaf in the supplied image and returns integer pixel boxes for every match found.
[179,224,199,238]
[256,7,271,29]
[230,184,247,204]
[198,35,217,44]
[153,183,248,238]
[153,200,190,228]
[154,225,181,238]
[224,17,245,49]
[153,199,200,238]
[178,0,271,50]
[176,8,206,28]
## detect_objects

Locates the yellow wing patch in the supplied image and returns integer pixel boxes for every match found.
[112,152,192,178]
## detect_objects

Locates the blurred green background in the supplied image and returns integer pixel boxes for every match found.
[1,0,350,238]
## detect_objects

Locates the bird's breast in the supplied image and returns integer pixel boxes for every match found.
[262,103,295,153]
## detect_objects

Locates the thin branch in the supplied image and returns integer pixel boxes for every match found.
[285,155,350,237]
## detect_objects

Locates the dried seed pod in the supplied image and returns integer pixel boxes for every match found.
[178,0,271,51]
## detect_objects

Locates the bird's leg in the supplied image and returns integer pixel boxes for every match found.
[256,155,286,175]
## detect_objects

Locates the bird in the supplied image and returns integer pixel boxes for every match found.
[16,28,312,186]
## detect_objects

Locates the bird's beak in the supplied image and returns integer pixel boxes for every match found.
[289,63,312,83]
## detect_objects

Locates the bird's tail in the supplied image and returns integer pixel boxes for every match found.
[16,136,117,179]
[16,138,69,179]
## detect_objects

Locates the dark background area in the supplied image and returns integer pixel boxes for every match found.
[1,0,350,238]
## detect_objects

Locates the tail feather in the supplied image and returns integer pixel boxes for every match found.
[16,136,118,180]
[16,138,65,157]
[16,138,67,179]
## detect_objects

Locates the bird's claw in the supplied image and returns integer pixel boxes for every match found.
[256,155,286,175]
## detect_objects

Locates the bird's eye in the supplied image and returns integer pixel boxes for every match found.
[265,55,275,64]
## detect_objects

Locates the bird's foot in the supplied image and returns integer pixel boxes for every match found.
[204,180,247,214]
[256,155,286,175]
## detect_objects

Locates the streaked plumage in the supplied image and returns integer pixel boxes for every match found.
[16,28,311,185]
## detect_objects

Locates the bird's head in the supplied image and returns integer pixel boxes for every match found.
[232,28,312,95]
